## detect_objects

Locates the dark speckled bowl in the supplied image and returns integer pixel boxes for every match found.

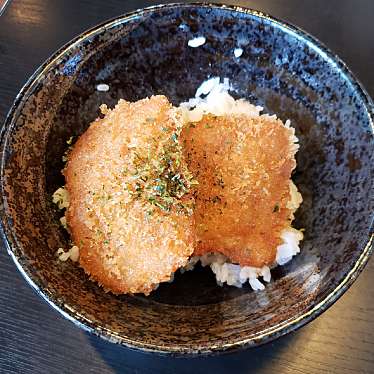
[0,3,373,355]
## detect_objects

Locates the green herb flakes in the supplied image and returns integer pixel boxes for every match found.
[123,124,198,215]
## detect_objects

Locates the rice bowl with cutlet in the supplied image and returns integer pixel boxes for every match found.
[54,78,304,294]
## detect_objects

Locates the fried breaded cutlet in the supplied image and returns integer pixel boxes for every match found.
[64,96,195,295]
[181,114,299,268]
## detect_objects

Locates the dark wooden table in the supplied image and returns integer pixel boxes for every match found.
[0,1,373,373]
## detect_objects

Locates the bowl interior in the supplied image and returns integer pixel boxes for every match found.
[1,4,373,354]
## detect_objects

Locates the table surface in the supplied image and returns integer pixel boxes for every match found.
[0,1,373,373]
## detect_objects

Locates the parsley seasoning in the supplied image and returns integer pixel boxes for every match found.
[273,203,280,213]
[124,122,198,215]
[212,196,222,204]
[217,176,225,189]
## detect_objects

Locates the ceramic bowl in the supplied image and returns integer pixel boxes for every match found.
[0,3,373,355]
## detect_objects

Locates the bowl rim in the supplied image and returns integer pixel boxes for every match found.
[0,2,373,356]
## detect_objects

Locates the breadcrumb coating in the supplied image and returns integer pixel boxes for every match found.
[64,96,195,294]
[181,114,298,267]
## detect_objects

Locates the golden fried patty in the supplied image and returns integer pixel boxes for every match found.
[64,96,195,295]
[181,114,298,268]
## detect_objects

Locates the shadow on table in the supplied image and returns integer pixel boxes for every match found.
[87,328,302,374]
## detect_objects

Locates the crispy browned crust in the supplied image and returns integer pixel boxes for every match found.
[181,114,297,268]
[64,96,194,295]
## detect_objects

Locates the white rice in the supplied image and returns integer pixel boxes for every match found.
[96,83,110,92]
[188,36,206,48]
[59,216,67,229]
[180,77,303,291]
[56,245,79,262]
[52,187,70,210]
[180,77,264,122]
[234,48,243,58]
